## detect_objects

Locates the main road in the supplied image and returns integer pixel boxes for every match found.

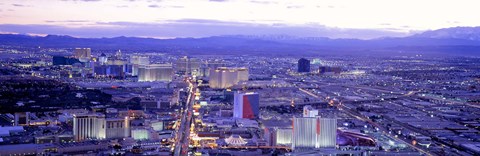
[174,79,196,156]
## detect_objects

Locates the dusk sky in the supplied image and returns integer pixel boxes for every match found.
[0,0,479,39]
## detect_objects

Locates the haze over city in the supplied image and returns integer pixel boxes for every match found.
[1,0,480,38]
[1,0,480,156]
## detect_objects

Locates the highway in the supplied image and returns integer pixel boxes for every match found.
[300,87,433,156]
[337,103,433,156]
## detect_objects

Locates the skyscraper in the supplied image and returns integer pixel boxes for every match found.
[209,67,249,88]
[319,66,342,74]
[129,55,150,76]
[292,117,337,150]
[98,53,107,65]
[138,64,173,82]
[199,60,226,77]
[298,58,310,73]
[74,48,91,60]
[233,92,259,119]
[115,49,122,59]
[73,114,106,141]
[175,56,201,75]
[93,65,124,78]
[52,56,81,66]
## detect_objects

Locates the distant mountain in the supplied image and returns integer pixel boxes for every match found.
[1,26,480,55]
[412,27,480,41]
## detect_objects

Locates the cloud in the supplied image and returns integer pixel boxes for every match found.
[163,19,252,26]
[116,5,129,8]
[146,4,183,9]
[286,5,303,9]
[250,0,277,4]
[12,4,33,7]
[169,6,184,8]
[148,4,160,8]
[45,20,92,23]
[61,0,102,2]
[0,19,412,39]
[209,0,228,2]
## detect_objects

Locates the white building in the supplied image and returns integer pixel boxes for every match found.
[73,114,130,141]
[138,64,173,82]
[303,105,319,117]
[98,53,107,65]
[316,118,337,148]
[292,117,337,150]
[225,135,247,146]
[209,67,249,89]
[73,114,106,141]
[130,55,150,76]
[275,128,292,146]
[132,129,149,140]
[105,117,130,139]
[151,121,164,131]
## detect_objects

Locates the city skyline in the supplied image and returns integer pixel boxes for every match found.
[1,0,480,39]
[0,1,480,155]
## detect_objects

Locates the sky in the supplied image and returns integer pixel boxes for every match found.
[0,0,479,39]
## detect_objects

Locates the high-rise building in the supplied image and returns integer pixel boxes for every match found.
[175,56,201,75]
[209,67,249,89]
[107,59,126,66]
[105,117,130,139]
[130,55,149,65]
[129,56,150,76]
[108,65,124,77]
[319,66,342,74]
[199,60,227,77]
[115,50,122,59]
[292,117,337,150]
[316,118,337,148]
[94,65,108,76]
[233,92,259,119]
[298,58,310,73]
[52,56,81,66]
[94,65,124,78]
[73,114,106,141]
[138,64,173,82]
[74,48,91,60]
[98,53,108,65]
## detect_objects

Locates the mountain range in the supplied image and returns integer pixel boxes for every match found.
[1,27,480,55]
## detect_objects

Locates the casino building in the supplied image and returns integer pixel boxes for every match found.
[292,117,337,150]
